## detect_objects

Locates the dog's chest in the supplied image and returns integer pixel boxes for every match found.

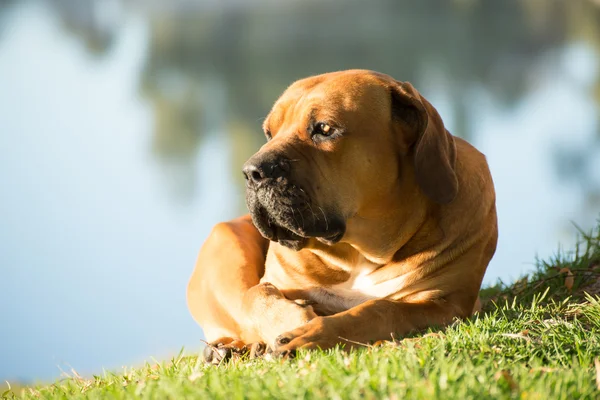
[305,256,407,314]
[334,260,380,292]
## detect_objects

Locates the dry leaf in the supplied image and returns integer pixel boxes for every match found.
[559,268,574,291]
[595,358,600,390]
[529,367,558,373]
[542,319,574,328]
[500,333,531,341]
[565,274,575,291]
[494,370,519,391]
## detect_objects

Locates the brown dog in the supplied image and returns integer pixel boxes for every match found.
[187,70,497,356]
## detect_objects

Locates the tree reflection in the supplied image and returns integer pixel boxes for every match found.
[10,0,599,214]
[46,0,122,55]
[137,0,599,208]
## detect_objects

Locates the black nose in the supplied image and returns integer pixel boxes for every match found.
[242,157,289,185]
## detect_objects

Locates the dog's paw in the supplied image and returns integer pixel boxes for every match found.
[248,342,268,359]
[203,338,270,365]
[203,337,243,364]
[272,317,344,356]
[202,338,245,365]
[244,282,319,348]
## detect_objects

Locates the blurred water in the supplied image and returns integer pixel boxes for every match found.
[1,0,599,383]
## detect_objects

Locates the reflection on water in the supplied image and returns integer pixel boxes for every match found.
[1,0,599,382]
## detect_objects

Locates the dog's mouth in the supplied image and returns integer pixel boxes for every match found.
[245,181,345,250]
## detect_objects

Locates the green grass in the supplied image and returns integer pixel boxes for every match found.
[5,220,600,399]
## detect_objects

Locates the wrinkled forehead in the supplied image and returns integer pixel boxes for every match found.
[264,72,391,130]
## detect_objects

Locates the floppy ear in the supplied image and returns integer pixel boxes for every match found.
[391,81,458,204]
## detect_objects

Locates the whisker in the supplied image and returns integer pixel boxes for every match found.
[298,207,306,229]
[307,203,318,225]
[318,206,329,231]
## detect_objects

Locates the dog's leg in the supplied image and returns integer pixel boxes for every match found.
[187,215,317,356]
[187,215,268,345]
[271,293,474,354]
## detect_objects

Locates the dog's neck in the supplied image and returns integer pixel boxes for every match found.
[344,208,429,264]
[304,196,433,268]
[343,179,434,264]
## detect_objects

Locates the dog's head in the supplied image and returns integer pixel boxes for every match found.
[243,70,457,250]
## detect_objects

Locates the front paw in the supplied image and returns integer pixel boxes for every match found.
[203,338,269,365]
[244,282,318,348]
[203,337,246,365]
[272,317,348,356]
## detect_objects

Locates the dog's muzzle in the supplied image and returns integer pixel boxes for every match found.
[243,154,345,250]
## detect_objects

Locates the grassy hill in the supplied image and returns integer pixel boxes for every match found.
[4,221,600,399]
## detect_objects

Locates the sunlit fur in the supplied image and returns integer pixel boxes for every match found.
[188,70,498,352]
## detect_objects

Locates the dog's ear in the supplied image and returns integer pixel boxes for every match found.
[391,81,458,204]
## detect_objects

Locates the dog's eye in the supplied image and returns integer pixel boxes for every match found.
[313,122,333,137]
[265,130,272,141]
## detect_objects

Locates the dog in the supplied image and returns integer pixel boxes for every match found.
[187,70,497,357]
